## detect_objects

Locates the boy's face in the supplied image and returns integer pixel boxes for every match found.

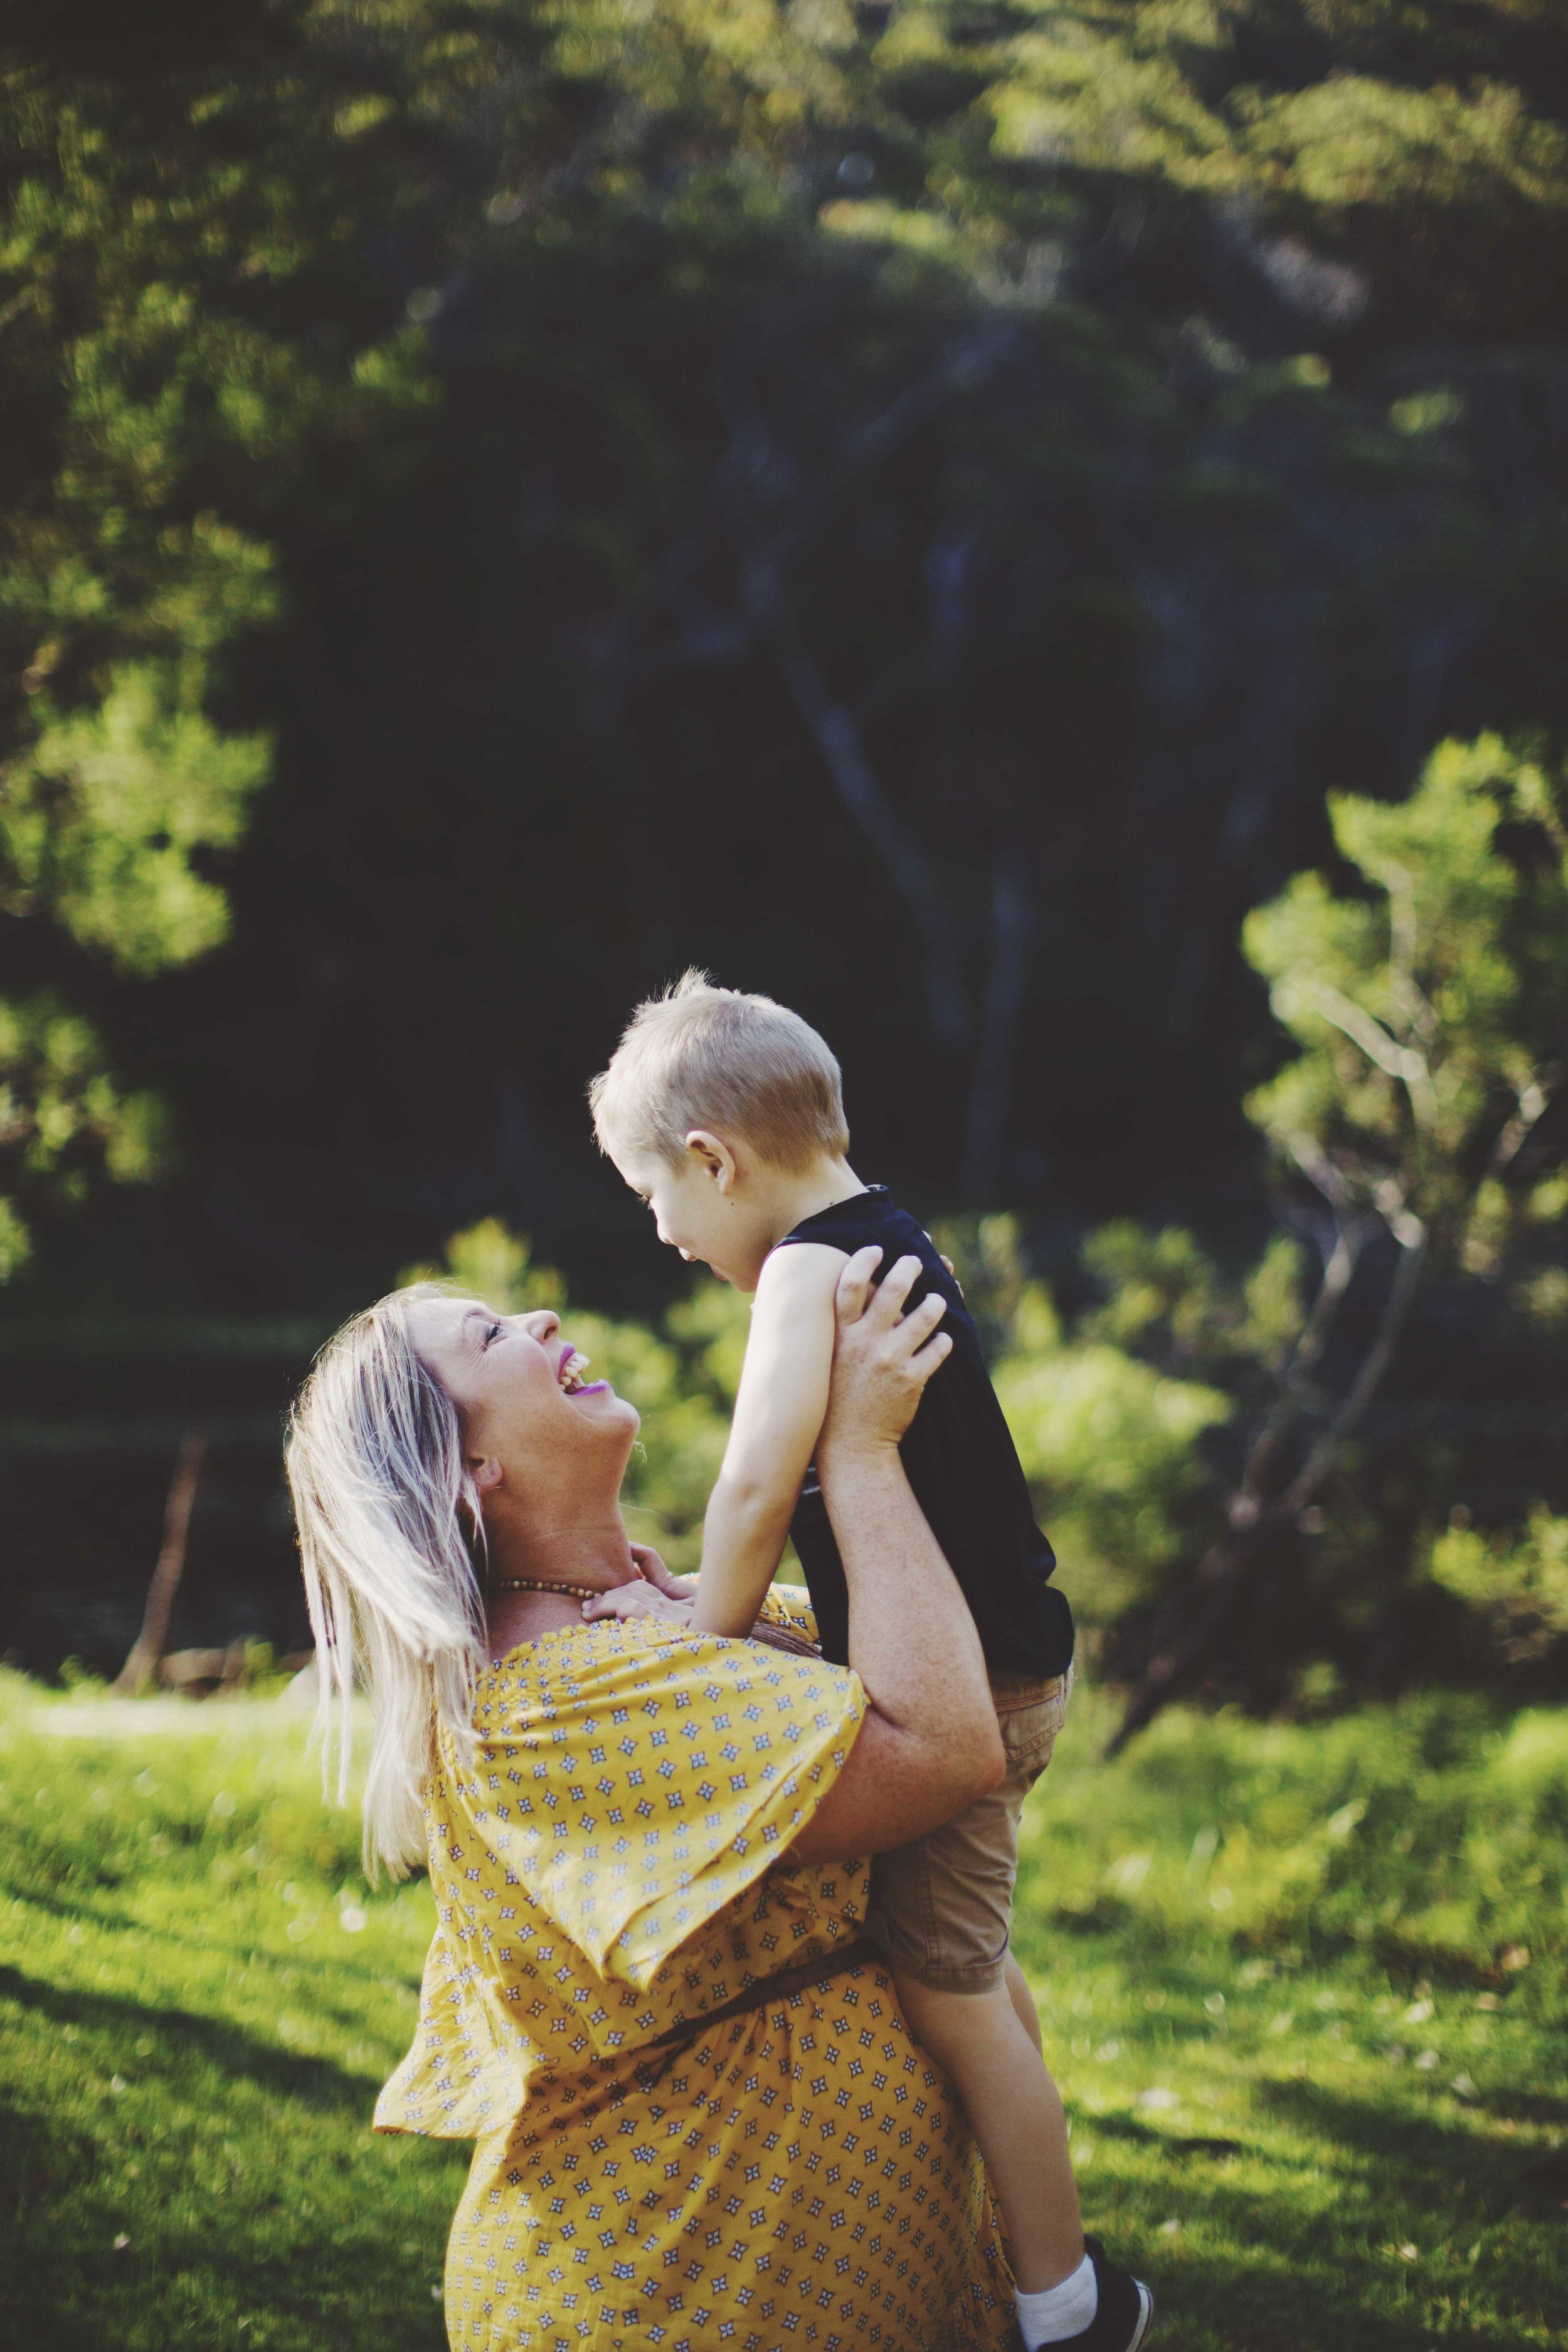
[612,1139,774,1291]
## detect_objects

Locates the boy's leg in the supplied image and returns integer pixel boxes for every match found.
[867,1671,1082,2293]
[1006,1947,1044,2055]
[893,1968,1083,2292]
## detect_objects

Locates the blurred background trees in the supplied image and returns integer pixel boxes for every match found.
[3,0,1568,1719]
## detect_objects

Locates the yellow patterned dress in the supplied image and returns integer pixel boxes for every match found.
[376,1598,1015,2352]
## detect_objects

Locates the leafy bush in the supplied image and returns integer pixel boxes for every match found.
[1428,1512,1568,1667]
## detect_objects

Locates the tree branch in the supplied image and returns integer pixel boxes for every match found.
[1299,978,1437,1125]
[1278,1202,1426,1517]
[1489,1067,1560,1177]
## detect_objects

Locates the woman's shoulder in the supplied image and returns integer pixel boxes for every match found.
[435,1615,869,1992]
[469,1614,851,1741]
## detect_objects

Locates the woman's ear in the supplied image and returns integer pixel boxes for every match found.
[684,1128,739,1194]
[469,1456,504,1494]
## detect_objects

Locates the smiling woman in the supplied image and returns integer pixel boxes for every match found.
[283,1252,1019,2351]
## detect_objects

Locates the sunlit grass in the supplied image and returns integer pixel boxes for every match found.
[1,1671,1563,2348]
[1016,1690,1568,2351]
[0,1678,464,2350]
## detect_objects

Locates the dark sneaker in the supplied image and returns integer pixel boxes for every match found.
[1009,2236,1154,2351]
[1076,2238,1153,2349]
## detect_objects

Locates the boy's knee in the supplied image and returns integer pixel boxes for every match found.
[895,1971,1015,2044]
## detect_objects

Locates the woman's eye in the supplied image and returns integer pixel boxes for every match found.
[484,1321,503,1347]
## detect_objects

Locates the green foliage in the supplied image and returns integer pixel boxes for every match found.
[3,662,270,973]
[6,0,1567,1315]
[1429,1510,1568,1666]
[1049,733,1568,1717]
[990,1273,1232,1623]
[937,1216,1320,1634]
[0,1,430,1265]
[1244,734,1568,1262]
[1079,1222,1308,1377]
[3,1673,1564,2348]
[5,0,1568,1725]
[0,993,164,1263]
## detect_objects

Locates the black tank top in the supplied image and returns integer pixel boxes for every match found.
[775,1187,1074,1677]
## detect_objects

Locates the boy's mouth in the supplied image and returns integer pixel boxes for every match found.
[558,1347,609,1401]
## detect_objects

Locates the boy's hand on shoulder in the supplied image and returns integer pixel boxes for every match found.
[582,1578,694,1626]
[629,1542,694,1600]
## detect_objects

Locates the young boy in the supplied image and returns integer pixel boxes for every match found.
[589,974,1152,2352]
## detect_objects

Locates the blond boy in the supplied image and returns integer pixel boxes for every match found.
[586,974,1153,2352]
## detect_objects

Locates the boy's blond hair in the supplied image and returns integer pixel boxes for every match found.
[590,972,849,1174]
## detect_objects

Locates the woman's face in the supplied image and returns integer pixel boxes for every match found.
[408,1296,640,1496]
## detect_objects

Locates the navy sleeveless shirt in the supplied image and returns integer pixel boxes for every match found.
[775,1187,1074,1678]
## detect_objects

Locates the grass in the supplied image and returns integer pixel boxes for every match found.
[1,1671,1564,2351]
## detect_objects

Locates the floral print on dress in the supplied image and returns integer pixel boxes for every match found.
[376,1605,1015,2352]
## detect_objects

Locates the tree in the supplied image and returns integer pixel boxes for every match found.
[0,0,427,1270]
[1111,734,1568,1738]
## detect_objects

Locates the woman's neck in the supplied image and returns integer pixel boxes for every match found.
[486,1509,640,1593]
[479,1507,642,1660]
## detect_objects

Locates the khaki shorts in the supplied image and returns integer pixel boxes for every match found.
[864,1666,1072,1995]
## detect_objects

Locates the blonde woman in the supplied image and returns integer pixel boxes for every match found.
[287,1249,1025,2352]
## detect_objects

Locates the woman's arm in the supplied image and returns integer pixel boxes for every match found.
[786,1251,1005,1865]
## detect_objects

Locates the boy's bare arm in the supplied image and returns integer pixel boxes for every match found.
[689,1242,845,1636]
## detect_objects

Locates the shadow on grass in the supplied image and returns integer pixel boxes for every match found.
[0,1961,376,2115]
[0,1870,424,2030]
[0,1965,461,2352]
[1080,2084,1554,2349]
[0,2091,102,2217]
[1261,2072,1568,2225]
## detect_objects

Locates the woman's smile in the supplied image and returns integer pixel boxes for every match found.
[554,1339,610,1401]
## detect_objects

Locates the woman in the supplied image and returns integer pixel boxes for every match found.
[287,1251,1019,2351]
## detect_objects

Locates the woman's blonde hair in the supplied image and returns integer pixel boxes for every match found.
[285,1282,486,1879]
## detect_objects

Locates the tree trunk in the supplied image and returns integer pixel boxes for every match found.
[112,1428,207,1697]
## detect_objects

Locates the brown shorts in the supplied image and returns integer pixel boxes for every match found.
[864,1666,1072,1995]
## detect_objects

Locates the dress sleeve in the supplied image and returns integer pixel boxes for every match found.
[463,1619,865,1991]
[756,1581,821,1651]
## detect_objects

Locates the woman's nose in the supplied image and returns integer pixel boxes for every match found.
[522,1310,560,1343]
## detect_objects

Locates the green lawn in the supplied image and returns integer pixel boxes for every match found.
[1,1669,1564,2350]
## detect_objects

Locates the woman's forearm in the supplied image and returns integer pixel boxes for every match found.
[788,1443,1002,1862]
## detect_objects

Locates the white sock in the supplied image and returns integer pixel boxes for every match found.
[1015,2252,1097,2348]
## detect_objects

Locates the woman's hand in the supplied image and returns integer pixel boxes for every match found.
[818,1248,951,1466]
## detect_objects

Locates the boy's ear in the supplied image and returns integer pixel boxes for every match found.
[684,1128,739,1192]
